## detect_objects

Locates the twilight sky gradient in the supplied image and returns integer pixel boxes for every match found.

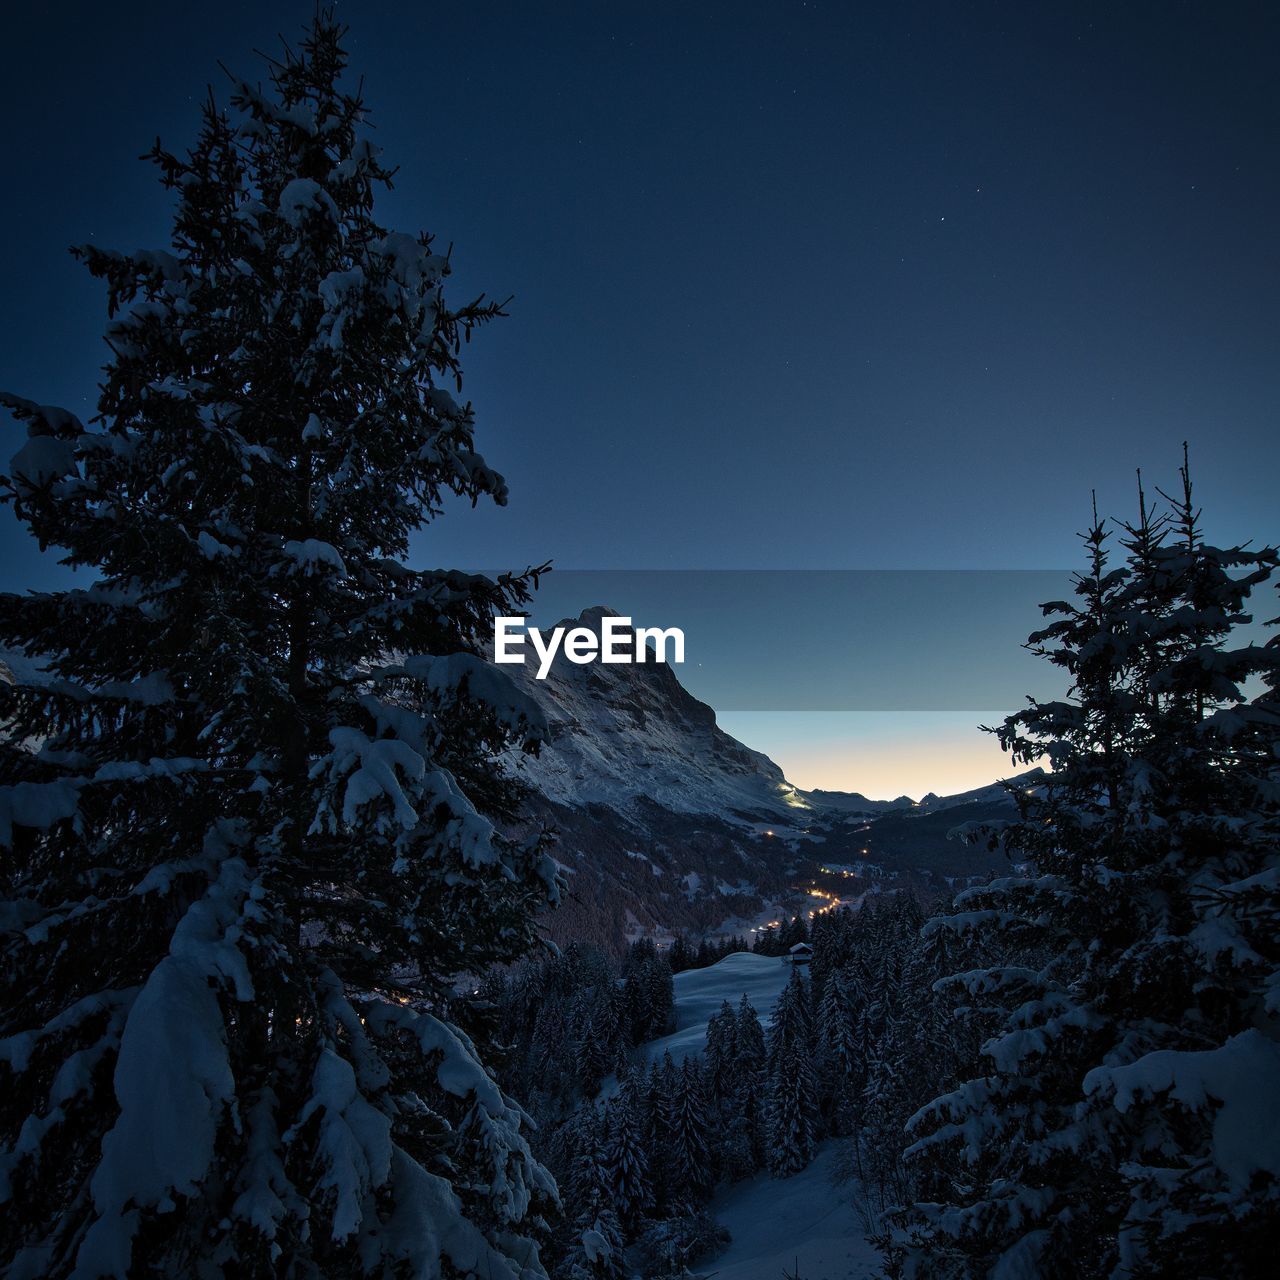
[2,2,1277,796]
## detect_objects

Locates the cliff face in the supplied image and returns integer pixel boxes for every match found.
[499,607,804,823]
[494,608,812,950]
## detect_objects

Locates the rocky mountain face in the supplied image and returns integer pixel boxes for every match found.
[499,607,806,824]
[494,608,812,949]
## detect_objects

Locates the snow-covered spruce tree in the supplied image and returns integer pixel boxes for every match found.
[702,1000,738,1108]
[766,969,818,1178]
[573,985,624,1095]
[731,996,769,1171]
[888,469,1280,1278]
[0,17,563,1279]
[669,1059,714,1207]
[704,1000,756,1180]
[556,1110,624,1280]
[641,1057,676,1216]
[854,929,984,1221]
[815,965,862,1135]
[601,1084,652,1233]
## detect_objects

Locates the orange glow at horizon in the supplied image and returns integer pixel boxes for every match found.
[717,710,1039,802]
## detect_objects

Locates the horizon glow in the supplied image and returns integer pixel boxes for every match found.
[719,710,1035,802]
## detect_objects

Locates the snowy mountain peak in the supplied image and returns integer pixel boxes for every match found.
[573,604,624,623]
[497,610,808,823]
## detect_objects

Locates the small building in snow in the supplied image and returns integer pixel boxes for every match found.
[789,941,813,965]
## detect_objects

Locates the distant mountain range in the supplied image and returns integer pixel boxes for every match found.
[803,773,1043,816]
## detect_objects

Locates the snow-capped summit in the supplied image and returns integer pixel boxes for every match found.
[499,607,810,824]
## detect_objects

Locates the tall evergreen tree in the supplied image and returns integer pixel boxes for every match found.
[0,16,560,1278]
[602,1087,652,1232]
[561,1108,609,1224]
[703,999,738,1106]
[704,999,754,1179]
[766,970,819,1177]
[890,468,1280,1277]
[733,996,769,1169]
[573,985,624,1094]
[641,1057,676,1216]
[558,1109,624,1280]
[668,937,695,972]
[815,966,863,1134]
[670,1058,714,1207]
[623,951,674,1045]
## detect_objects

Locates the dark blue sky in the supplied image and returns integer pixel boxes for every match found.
[2,1,1277,793]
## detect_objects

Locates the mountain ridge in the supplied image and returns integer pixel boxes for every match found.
[497,606,810,826]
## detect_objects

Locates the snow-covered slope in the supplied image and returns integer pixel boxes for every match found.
[637,952,793,1068]
[500,608,810,825]
[706,1142,881,1280]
